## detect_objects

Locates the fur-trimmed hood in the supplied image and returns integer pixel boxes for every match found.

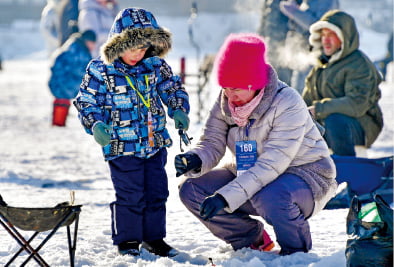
[100,8,172,64]
[309,10,359,64]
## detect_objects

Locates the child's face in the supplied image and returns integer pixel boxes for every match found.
[120,47,148,66]
[86,41,96,53]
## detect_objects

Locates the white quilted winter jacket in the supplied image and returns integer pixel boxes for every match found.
[185,66,336,215]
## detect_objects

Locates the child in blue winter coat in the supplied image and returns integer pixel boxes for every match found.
[74,8,190,257]
[49,29,96,126]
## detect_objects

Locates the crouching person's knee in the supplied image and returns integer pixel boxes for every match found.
[178,178,195,207]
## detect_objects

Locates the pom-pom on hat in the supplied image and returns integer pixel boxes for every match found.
[214,33,269,90]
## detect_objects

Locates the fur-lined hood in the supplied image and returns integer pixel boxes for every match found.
[100,8,172,64]
[309,10,359,64]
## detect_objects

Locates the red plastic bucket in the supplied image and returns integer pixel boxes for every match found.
[52,98,71,126]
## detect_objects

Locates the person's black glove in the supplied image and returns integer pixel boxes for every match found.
[174,153,202,177]
[199,194,227,221]
[200,194,228,221]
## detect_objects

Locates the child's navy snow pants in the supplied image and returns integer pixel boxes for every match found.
[108,148,169,245]
[179,168,314,255]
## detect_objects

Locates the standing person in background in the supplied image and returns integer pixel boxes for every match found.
[375,31,393,81]
[279,0,339,93]
[74,8,190,257]
[49,30,96,126]
[303,10,383,156]
[78,0,119,57]
[40,0,61,56]
[176,33,337,256]
[258,0,292,86]
[58,0,79,46]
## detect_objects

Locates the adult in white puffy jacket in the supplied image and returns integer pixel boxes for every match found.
[78,0,118,57]
[175,33,337,256]
[40,0,61,56]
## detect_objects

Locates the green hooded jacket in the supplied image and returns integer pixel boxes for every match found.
[302,10,383,147]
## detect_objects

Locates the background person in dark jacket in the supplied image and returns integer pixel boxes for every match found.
[303,10,383,156]
[375,31,393,81]
[49,30,96,126]
[278,0,339,93]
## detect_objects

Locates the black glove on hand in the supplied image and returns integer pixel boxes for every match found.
[200,194,227,221]
[174,153,202,177]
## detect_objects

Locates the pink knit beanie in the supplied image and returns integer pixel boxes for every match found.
[215,33,269,90]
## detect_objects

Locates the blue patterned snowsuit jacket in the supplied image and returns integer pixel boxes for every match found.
[74,56,189,160]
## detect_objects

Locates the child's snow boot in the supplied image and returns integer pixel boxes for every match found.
[118,241,140,256]
[141,239,179,257]
[250,229,275,252]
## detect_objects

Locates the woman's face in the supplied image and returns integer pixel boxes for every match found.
[120,47,148,66]
[223,87,257,107]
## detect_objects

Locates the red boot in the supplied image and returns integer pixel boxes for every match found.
[250,229,275,252]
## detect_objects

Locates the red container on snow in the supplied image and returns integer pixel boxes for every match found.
[52,98,71,126]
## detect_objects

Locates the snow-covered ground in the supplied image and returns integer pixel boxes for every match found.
[0,7,393,267]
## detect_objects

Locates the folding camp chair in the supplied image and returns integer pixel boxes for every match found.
[0,195,82,267]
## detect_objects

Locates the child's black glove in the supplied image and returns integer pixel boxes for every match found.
[174,153,202,177]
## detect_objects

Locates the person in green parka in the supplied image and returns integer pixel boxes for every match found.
[302,10,383,156]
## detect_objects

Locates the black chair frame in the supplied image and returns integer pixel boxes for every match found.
[0,205,81,267]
